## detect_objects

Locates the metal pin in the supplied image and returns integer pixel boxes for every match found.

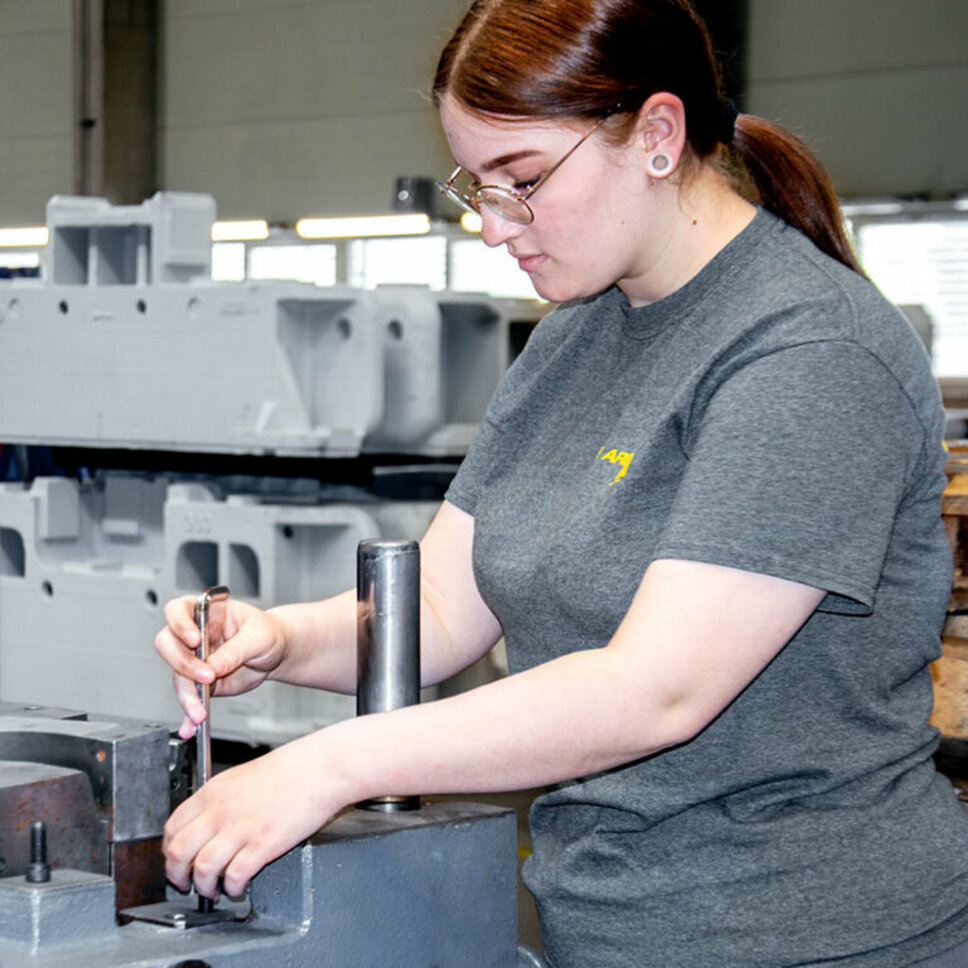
[356,539,421,812]
[193,584,229,913]
[194,585,229,790]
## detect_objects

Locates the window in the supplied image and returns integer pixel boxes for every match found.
[852,208,968,377]
[248,244,337,287]
[348,236,447,290]
[211,242,246,282]
[449,238,541,299]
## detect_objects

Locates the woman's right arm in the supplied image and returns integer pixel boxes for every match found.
[154,500,503,734]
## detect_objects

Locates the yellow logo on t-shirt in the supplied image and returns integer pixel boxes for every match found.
[596,446,635,485]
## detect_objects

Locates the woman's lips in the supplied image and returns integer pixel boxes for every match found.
[515,253,547,272]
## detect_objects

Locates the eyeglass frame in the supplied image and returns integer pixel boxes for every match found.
[436,112,614,226]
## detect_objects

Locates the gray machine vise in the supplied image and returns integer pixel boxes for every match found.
[0,701,526,967]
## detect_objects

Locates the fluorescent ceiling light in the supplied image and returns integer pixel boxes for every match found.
[211,219,269,242]
[296,214,431,239]
[841,201,905,217]
[0,226,48,247]
[460,212,483,233]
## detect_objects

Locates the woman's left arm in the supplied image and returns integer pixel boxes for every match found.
[164,557,824,898]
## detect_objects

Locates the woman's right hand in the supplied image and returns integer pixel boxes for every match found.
[154,597,288,739]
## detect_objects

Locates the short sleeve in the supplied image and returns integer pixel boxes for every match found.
[653,341,926,614]
[444,320,547,515]
[444,303,573,516]
[444,414,502,516]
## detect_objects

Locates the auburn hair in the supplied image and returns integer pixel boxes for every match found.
[433,0,863,275]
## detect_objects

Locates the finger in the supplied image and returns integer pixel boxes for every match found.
[174,668,208,719]
[177,713,197,741]
[162,595,201,649]
[169,664,210,733]
[163,799,208,893]
[223,843,268,898]
[173,676,205,739]
[155,625,214,683]
[192,834,245,900]
[205,620,273,680]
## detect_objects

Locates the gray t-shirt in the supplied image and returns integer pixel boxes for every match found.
[446,210,968,967]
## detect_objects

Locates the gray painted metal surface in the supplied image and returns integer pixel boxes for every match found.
[0,190,510,745]
[0,706,533,964]
[0,475,440,744]
[0,193,508,459]
[0,867,117,948]
[0,189,535,963]
[0,802,520,967]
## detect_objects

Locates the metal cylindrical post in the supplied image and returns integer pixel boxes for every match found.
[26,820,51,883]
[357,539,421,811]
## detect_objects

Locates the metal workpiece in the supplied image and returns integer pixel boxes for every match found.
[0,475,443,746]
[356,539,421,812]
[0,195,512,459]
[0,709,175,910]
[0,714,171,843]
[45,192,215,286]
[0,761,100,876]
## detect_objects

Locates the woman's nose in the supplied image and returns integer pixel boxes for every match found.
[479,208,526,248]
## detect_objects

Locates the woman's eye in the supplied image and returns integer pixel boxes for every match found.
[513,177,540,192]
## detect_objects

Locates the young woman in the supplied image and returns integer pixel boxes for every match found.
[156,2,968,964]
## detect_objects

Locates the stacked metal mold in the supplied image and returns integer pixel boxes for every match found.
[0,193,507,458]
[0,192,514,743]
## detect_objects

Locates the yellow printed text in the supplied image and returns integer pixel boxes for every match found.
[596,446,635,486]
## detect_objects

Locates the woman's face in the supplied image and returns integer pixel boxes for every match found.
[439,96,665,304]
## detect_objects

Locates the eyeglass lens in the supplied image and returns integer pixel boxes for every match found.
[439,182,534,225]
[477,189,532,225]
[440,184,478,215]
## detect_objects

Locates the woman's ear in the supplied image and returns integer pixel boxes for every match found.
[632,92,688,180]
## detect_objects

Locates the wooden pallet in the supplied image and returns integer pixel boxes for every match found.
[931,444,968,738]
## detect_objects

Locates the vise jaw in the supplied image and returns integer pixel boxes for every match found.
[0,702,177,911]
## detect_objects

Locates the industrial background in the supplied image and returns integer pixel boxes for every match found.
[0,0,965,221]
[0,2,967,966]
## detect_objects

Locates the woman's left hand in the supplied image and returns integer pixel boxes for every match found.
[163,734,340,899]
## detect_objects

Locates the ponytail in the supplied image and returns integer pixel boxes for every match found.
[729,115,864,276]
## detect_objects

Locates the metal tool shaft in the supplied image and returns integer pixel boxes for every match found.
[193,584,229,912]
[356,539,420,812]
[194,586,229,789]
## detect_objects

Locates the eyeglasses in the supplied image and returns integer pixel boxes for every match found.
[437,114,611,226]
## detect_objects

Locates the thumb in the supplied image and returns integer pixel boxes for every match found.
[206,617,275,679]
